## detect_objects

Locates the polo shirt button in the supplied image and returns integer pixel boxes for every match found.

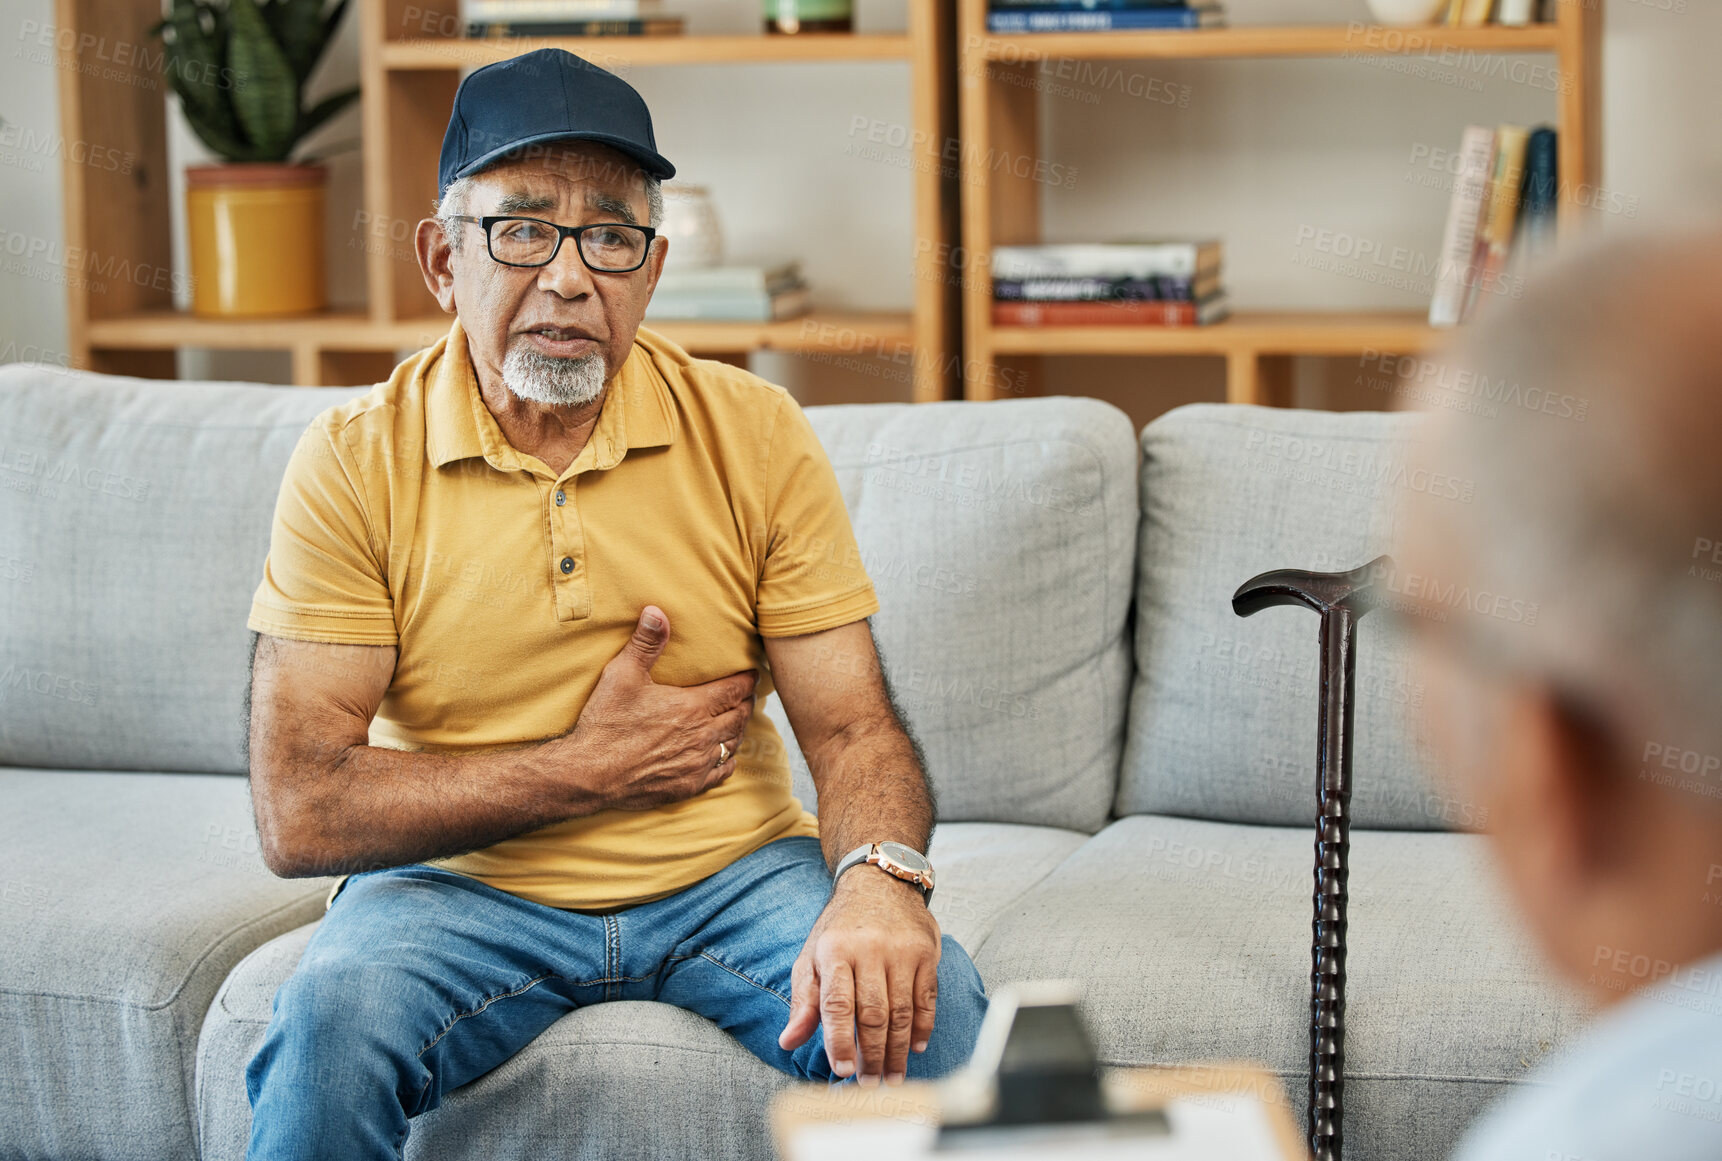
[560,556,575,575]
[554,490,566,506]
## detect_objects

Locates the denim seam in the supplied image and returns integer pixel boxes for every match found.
[604,915,621,1001]
[693,949,792,1007]
[416,972,557,1060]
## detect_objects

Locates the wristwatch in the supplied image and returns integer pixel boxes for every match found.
[833,840,935,905]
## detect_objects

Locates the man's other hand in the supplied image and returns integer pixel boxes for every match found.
[777,866,941,1085]
[563,605,757,811]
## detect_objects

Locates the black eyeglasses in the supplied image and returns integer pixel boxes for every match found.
[448,215,657,273]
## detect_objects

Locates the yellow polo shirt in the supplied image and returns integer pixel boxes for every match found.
[247,318,878,910]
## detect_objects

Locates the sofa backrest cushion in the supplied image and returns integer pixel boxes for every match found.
[0,364,365,774]
[765,396,1138,833]
[3,366,1139,831]
[1119,403,1470,831]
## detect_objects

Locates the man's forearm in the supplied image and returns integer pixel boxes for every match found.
[257,736,600,878]
[807,712,935,875]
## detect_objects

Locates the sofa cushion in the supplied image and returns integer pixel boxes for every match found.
[0,364,366,774]
[1121,403,1473,829]
[0,769,333,1161]
[974,814,1587,1161]
[193,819,1082,1159]
[784,397,1139,832]
[198,972,795,1161]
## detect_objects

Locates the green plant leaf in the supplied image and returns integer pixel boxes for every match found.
[295,86,360,143]
[152,0,357,163]
[183,110,261,162]
[263,0,327,84]
[155,0,248,162]
[162,4,224,126]
[226,0,301,161]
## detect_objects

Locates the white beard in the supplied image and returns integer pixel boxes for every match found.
[501,340,609,407]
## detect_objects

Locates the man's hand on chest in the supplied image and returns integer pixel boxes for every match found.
[567,603,761,813]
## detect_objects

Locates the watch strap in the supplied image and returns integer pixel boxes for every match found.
[832,842,876,887]
[831,841,934,905]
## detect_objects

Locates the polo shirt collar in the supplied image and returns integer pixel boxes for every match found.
[425,317,674,474]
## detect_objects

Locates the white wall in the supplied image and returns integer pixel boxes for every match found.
[2,0,1718,422]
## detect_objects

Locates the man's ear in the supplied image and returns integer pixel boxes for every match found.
[1493,683,1630,961]
[416,218,459,313]
[1542,687,1631,877]
[643,234,667,297]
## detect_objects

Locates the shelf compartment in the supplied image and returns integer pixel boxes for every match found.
[85,309,917,385]
[644,311,914,354]
[971,23,1560,62]
[381,33,915,70]
[88,309,913,352]
[987,311,1439,357]
[87,310,438,351]
[985,311,1443,408]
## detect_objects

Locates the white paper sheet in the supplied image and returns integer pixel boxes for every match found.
[785,1093,1286,1161]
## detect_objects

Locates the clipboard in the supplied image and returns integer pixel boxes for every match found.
[771,981,1303,1161]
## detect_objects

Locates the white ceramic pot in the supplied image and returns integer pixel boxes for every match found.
[658,183,724,270]
[1365,0,1448,24]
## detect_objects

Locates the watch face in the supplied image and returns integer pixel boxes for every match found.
[877,841,929,873]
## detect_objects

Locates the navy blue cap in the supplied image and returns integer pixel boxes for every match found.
[437,48,675,201]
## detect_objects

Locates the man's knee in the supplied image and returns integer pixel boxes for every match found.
[251,951,433,1098]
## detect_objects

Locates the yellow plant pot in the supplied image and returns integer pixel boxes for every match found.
[186,163,327,317]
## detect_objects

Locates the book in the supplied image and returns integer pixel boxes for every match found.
[655,261,802,296]
[992,273,1219,301]
[1465,125,1528,320]
[645,285,811,322]
[1428,125,1496,328]
[1512,126,1558,269]
[466,17,683,35]
[1457,0,1495,26]
[463,0,664,18]
[1496,0,1536,24]
[992,241,1222,281]
[987,8,1226,31]
[989,0,1219,8]
[993,294,1230,326]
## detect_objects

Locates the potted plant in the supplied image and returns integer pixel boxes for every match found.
[152,0,358,317]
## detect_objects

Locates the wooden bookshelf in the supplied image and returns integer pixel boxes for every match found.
[381,32,916,69]
[969,23,1563,61]
[83,308,915,388]
[54,0,960,399]
[955,0,1603,405]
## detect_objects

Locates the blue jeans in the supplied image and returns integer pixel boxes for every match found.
[245,835,989,1160]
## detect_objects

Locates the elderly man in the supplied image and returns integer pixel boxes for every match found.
[1397,229,1722,1159]
[241,48,987,1159]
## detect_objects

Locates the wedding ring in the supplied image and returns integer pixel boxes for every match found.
[717,740,731,765]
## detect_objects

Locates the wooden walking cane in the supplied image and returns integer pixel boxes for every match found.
[1232,556,1391,1161]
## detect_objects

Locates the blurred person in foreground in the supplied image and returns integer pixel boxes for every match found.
[1399,228,1722,1161]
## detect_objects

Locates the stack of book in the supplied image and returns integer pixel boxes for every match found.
[991,241,1229,327]
[644,260,811,322]
[1437,0,1543,27]
[1428,124,1557,328]
[461,0,684,37]
[987,0,1226,34]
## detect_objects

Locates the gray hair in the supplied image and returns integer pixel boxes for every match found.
[435,169,664,255]
[1405,225,1722,768]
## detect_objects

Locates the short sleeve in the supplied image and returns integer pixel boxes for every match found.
[246,421,398,646]
[754,393,879,637]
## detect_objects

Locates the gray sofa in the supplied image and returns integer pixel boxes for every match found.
[0,360,1584,1161]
